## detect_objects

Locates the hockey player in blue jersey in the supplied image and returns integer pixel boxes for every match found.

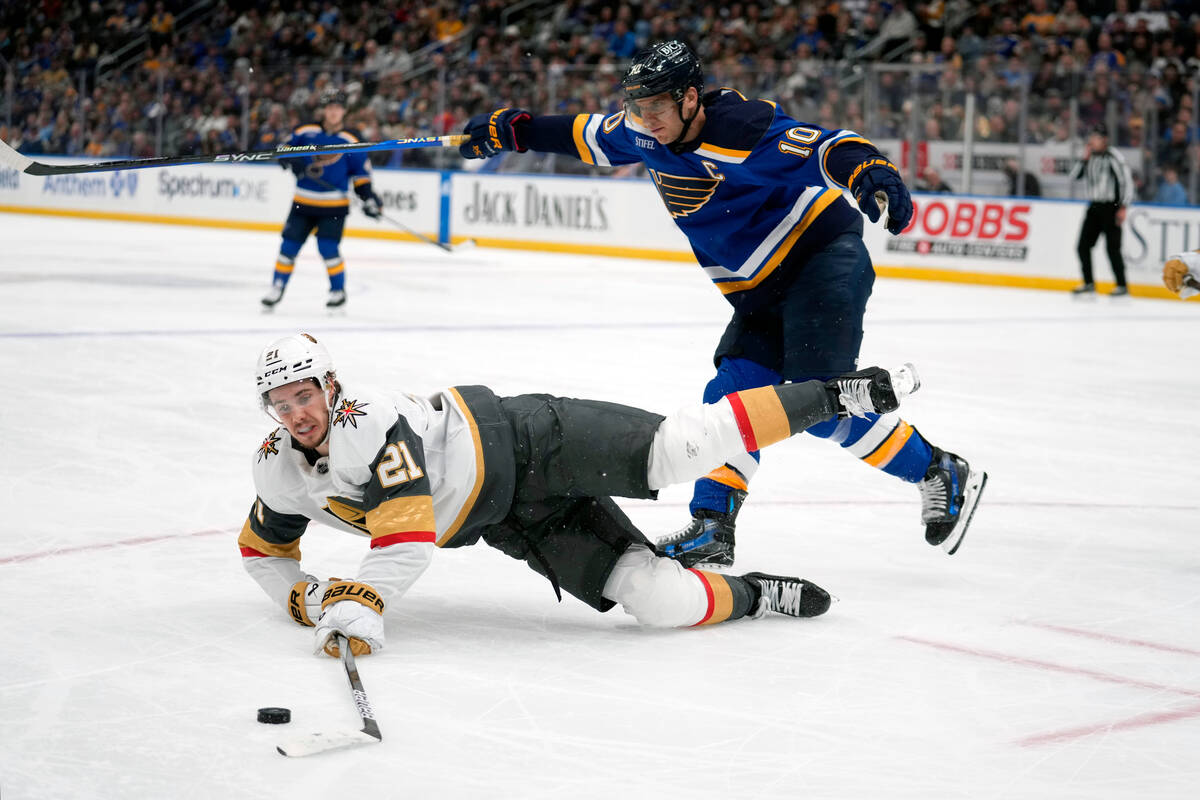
[459,40,986,567]
[262,89,383,310]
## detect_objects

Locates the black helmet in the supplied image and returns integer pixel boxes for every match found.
[621,40,704,103]
[319,87,348,108]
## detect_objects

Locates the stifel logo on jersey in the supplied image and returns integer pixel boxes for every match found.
[333,398,369,429]
[258,429,282,462]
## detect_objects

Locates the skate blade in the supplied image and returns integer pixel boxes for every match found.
[942,469,987,555]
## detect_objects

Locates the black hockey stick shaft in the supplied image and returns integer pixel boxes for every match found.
[308,174,454,252]
[0,134,468,176]
[339,634,382,741]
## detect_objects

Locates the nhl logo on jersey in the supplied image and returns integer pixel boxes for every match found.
[333,398,369,429]
[258,429,282,462]
[647,169,722,218]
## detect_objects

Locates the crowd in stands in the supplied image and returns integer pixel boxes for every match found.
[1,1,1198,201]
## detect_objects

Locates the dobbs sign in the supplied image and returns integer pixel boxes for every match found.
[887,198,1032,260]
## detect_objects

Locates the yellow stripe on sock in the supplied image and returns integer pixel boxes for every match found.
[702,465,748,492]
[862,420,914,468]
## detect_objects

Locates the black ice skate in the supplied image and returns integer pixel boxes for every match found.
[827,363,920,418]
[743,572,832,618]
[919,448,987,554]
[656,489,746,569]
[326,289,347,309]
[261,282,286,309]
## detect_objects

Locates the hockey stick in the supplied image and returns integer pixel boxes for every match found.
[308,174,474,253]
[0,134,469,176]
[276,634,382,757]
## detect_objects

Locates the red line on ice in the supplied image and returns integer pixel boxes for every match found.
[1015,703,1200,746]
[897,635,1200,746]
[895,635,1200,699]
[1019,621,1200,658]
[0,527,233,565]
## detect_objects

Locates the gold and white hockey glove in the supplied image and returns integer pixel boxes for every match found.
[287,579,328,627]
[1163,252,1200,299]
[313,581,385,657]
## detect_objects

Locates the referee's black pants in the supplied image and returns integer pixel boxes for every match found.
[1077,202,1126,287]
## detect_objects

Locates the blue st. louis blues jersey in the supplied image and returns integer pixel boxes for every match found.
[524,90,883,310]
[285,123,373,216]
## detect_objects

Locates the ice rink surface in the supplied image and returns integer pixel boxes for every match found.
[1,213,1198,800]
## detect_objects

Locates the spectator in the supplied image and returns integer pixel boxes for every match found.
[1152,165,1189,206]
[1159,121,1191,172]
[916,166,953,193]
[1003,158,1042,197]
[1020,0,1056,36]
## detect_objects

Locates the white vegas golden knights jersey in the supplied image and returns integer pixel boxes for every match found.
[238,383,511,612]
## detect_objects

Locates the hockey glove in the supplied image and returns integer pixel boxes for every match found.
[1163,253,1200,299]
[279,157,307,178]
[850,159,913,235]
[288,579,329,627]
[314,581,385,657]
[459,107,532,159]
[356,185,383,219]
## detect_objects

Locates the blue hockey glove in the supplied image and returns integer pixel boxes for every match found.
[356,185,383,219]
[851,159,913,235]
[459,107,532,159]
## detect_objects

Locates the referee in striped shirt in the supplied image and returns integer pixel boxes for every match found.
[1069,123,1134,296]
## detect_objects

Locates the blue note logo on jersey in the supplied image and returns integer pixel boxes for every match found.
[647,169,721,218]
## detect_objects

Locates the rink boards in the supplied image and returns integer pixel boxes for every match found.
[1,157,1194,298]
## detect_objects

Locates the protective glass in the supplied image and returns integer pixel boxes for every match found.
[263,378,325,423]
[624,96,677,121]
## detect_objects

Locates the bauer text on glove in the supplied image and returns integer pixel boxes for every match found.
[459,107,532,159]
[313,581,385,657]
[850,158,913,235]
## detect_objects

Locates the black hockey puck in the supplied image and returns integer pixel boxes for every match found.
[257,707,291,724]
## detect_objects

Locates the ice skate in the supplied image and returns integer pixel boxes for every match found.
[918,448,987,554]
[261,282,286,310]
[743,572,832,618]
[326,289,347,312]
[656,489,745,569]
[827,363,920,418]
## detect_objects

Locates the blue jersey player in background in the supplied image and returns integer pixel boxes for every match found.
[262,89,383,311]
[459,41,986,568]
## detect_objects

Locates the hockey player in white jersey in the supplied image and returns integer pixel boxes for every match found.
[1163,251,1200,299]
[240,333,919,656]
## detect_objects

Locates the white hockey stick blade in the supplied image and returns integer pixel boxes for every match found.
[0,138,35,172]
[277,728,382,757]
